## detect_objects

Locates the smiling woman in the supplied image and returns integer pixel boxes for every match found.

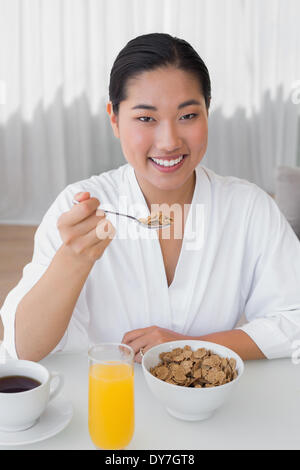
[107,66,208,202]
[106,34,211,205]
[1,33,300,364]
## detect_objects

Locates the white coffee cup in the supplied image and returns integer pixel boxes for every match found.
[0,360,64,432]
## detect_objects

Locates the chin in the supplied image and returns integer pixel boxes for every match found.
[150,176,188,191]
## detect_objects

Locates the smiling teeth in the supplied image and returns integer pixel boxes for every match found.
[151,155,184,167]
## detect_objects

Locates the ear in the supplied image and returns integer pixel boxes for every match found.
[107,102,120,139]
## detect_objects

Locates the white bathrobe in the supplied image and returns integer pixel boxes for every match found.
[1,163,300,359]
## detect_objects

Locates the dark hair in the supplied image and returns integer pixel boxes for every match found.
[109,33,211,116]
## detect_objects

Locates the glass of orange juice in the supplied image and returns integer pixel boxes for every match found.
[88,343,135,450]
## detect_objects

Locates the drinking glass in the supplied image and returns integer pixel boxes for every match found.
[88,343,135,450]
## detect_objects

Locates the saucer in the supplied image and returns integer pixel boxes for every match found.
[0,396,73,446]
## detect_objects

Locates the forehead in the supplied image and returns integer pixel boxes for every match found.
[124,67,203,106]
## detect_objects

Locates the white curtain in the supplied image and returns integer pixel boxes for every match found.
[0,0,299,225]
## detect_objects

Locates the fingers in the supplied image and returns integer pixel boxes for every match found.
[122,326,177,364]
[122,327,156,363]
[124,336,148,364]
[96,218,116,240]
[69,212,106,239]
[122,327,152,345]
[73,191,91,203]
[68,218,116,258]
[128,337,148,355]
[60,195,101,227]
[57,202,103,244]
[57,190,117,264]
[60,191,108,238]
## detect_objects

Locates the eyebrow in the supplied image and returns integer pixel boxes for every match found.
[131,99,202,111]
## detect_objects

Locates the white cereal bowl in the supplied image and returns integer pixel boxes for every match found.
[142,340,244,421]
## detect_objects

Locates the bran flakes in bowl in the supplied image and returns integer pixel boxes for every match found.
[149,345,238,388]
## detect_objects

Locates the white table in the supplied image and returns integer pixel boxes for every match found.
[0,351,300,450]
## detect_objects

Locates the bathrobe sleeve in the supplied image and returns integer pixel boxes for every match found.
[236,188,300,359]
[0,185,90,358]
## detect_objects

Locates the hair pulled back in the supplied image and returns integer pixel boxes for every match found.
[109,33,211,115]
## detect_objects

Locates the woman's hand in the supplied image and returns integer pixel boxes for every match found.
[57,191,116,265]
[121,326,188,363]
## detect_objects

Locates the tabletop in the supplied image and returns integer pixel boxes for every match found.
[0,351,300,450]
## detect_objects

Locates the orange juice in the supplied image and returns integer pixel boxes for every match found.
[88,361,134,449]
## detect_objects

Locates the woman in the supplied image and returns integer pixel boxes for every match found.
[1,33,300,363]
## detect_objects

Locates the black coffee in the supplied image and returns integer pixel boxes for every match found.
[0,375,41,393]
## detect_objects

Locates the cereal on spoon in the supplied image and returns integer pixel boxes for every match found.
[138,211,174,228]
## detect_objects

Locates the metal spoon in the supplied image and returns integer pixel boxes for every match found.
[72,199,172,230]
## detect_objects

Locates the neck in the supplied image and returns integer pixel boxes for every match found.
[134,170,196,212]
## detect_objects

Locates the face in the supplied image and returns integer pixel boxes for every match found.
[107,66,208,194]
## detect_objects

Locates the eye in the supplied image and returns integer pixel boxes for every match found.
[180,113,198,120]
[137,113,198,123]
[137,116,155,123]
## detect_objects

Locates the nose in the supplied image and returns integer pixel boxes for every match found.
[155,121,182,154]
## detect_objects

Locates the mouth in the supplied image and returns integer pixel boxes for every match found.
[148,154,188,172]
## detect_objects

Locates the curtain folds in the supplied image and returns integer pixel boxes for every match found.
[0,0,299,224]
